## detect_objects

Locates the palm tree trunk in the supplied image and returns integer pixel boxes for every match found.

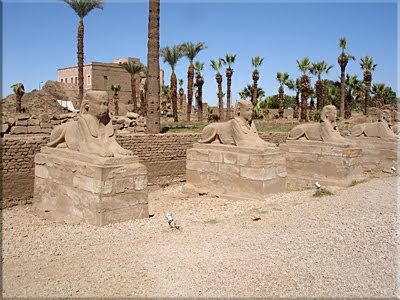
[278,86,284,118]
[171,72,178,122]
[294,91,299,119]
[187,63,194,121]
[344,88,352,119]
[364,71,371,115]
[16,94,22,113]
[179,88,184,110]
[340,66,346,117]
[146,0,160,133]
[140,89,145,116]
[196,74,204,121]
[300,75,310,122]
[131,75,138,112]
[316,80,324,110]
[252,71,259,106]
[217,74,223,120]
[114,94,119,115]
[226,68,233,120]
[78,17,84,106]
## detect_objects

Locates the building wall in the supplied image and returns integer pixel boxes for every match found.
[1,132,289,208]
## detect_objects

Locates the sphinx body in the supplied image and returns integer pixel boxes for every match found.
[350,109,397,139]
[48,91,133,157]
[199,100,276,148]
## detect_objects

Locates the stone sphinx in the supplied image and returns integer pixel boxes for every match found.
[48,90,133,157]
[288,105,348,143]
[200,99,276,147]
[350,108,397,139]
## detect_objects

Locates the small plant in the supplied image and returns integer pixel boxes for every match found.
[313,188,334,197]
[204,218,220,224]
[349,179,368,187]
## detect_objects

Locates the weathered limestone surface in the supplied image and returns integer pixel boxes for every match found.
[351,137,398,173]
[285,140,363,188]
[33,147,148,226]
[186,144,287,200]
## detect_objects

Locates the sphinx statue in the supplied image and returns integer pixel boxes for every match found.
[288,105,348,143]
[48,90,133,157]
[350,108,397,139]
[199,99,276,148]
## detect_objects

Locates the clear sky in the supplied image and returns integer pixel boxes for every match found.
[3,0,398,107]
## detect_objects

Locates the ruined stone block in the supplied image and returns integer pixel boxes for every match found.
[33,147,148,226]
[11,126,28,134]
[28,119,40,126]
[27,126,42,134]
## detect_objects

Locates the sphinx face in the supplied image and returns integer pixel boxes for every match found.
[240,103,253,122]
[90,93,109,119]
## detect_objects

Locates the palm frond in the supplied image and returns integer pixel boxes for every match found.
[251,56,264,70]
[160,45,184,71]
[62,0,104,18]
[180,42,207,62]
[121,60,145,75]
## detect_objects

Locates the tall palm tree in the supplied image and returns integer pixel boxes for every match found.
[338,37,355,117]
[360,55,377,115]
[221,53,236,120]
[111,84,121,116]
[194,61,205,121]
[11,83,25,113]
[372,83,385,109]
[326,86,339,106]
[211,59,224,120]
[180,42,207,121]
[276,72,291,118]
[160,45,183,122]
[62,0,103,106]
[297,57,311,122]
[239,84,265,101]
[344,74,361,119]
[121,61,145,113]
[146,0,160,133]
[251,56,264,106]
[291,78,301,119]
[178,78,184,109]
[310,61,333,110]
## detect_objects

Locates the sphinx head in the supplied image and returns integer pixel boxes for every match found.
[82,91,109,119]
[236,99,253,122]
[321,105,337,123]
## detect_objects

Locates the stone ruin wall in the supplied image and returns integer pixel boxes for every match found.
[1,132,289,209]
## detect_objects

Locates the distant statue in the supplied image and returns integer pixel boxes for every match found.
[288,105,348,143]
[199,99,276,147]
[350,108,398,139]
[48,91,133,157]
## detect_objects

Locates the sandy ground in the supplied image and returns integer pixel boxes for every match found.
[2,175,399,298]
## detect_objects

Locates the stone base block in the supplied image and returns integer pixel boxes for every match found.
[185,144,287,200]
[33,147,148,226]
[285,140,363,189]
[351,137,398,174]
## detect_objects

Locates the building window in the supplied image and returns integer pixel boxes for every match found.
[65,78,68,83]
[87,75,91,85]
[61,78,63,83]
[104,76,108,80]
[75,77,78,84]
[71,77,74,83]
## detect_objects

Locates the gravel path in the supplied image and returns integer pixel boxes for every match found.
[2,175,399,298]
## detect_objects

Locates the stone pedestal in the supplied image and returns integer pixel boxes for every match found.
[351,137,398,174]
[186,144,287,200]
[34,147,148,226]
[285,140,363,188]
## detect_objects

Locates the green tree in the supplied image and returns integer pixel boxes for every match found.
[146,0,161,133]
[344,74,361,118]
[297,57,311,121]
[62,0,104,106]
[194,61,205,121]
[160,45,183,122]
[180,42,207,121]
[239,84,265,101]
[121,61,145,113]
[110,84,121,116]
[338,37,355,117]
[178,78,184,109]
[372,83,385,109]
[211,59,224,120]
[221,53,236,120]
[310,60,333,110]
[360,56,377,115]
[251,56,264,106]
[276,72,291,118]
[11,83,25,113]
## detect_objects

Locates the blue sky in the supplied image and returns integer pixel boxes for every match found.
[3,0,398,107]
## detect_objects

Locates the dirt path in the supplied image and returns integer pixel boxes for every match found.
[2,176,399,298]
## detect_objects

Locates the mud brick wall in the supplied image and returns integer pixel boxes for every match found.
[1,131,289,208]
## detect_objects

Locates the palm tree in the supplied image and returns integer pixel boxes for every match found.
[160,45,183,122]
[211,59,224,120]
[239,84,265,101]
[297,57,311,122]
[372,83,385,109]
[276,72,291,118]
[194,61,205,121]
[121,61,145,113]
[344,74,361,118]
[146,0,160,133]
[11,83,25,113]
[180,42,207,121]
[111,84,121,115]
[140,66,148,116]
[360,55,377,115]
[221,53,236,120]
[338,37,355,117]
[326,86,339,106]
[290,78,301,119]
[62,0,103,106]
[178,78,184,109]
[251,56,264,106]
[310,61,333,110]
